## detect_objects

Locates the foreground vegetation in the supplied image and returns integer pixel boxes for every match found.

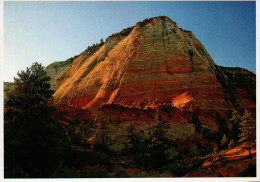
[4,62,256,178]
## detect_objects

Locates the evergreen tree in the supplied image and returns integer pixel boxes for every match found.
[148,106,170,170]
[239,110,256,158]
[152,106,169,147]
[125,122,139,148]
[230,110,242,123]
[4,62,70,177]
[94,111,110,146]
[220,134,228,149]
[230,110,242,142]
[5,62,53,112]
[100,38,104,45]
[123,122,144,158]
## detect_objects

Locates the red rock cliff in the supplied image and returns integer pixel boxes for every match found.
[53,16,255,116]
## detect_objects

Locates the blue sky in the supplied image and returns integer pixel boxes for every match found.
[4,1,256,82]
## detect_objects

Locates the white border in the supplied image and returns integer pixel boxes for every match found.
[0,0,259,182]
[0,0,4,181]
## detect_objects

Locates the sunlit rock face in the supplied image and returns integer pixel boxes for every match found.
[53,16,255,117]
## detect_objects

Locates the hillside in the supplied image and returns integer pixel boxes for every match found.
[186,142,256,177]
[44,56,78,91]
[54,16,228,113]
[50,16,255,128]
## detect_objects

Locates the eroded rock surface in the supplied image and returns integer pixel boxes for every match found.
[53,16,255,118]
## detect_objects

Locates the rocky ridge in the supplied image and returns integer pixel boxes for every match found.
[45,56,78,91]
[52,16,255,122]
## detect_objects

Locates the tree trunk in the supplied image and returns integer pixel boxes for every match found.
[249,139,252,158]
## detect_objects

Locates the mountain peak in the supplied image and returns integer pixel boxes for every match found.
[53,17,255,119]
[135,16,177,28]
[106,16,178,42]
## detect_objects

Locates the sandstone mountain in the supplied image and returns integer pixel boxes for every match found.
[45,55,78,91]
[52,16,255,122]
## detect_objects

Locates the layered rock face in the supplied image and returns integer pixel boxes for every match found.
[217,66,255,111]
[45,56,77,91]
[53,16,255,117]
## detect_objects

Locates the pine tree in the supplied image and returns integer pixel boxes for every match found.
[4,62,69,177]
[100,38,104,45]
[94,111,110,146]
[220,134,228,149]
[239,110,256,158]
[230,110,242,142]
[5,62,53,112]
[230,110,242,123]
[152,106,169,146]
[124,122,142,152]
[148,106,170,170]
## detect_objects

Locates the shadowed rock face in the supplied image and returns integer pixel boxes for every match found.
[52,16,255,116]
[45,57,77,91]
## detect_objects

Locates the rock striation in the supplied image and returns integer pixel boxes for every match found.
[45,56,78,91]
[52,16,255,118]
